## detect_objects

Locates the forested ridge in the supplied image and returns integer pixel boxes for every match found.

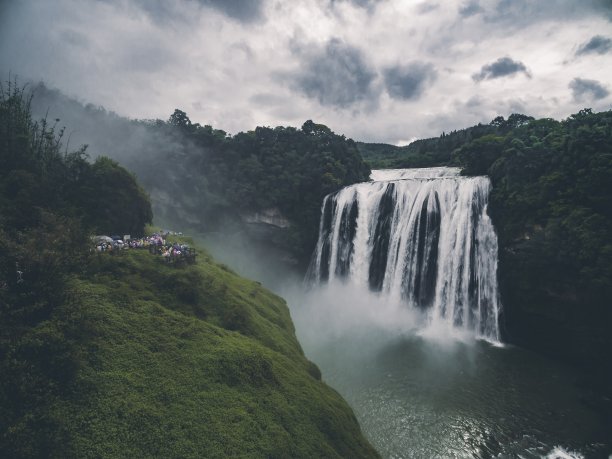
[363,109,612,394]
[138,112,371,261]
[0,83,378,457]
[357,121,497,169]
[456,109,612,389]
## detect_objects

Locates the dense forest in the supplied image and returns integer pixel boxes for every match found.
[357,114,538,169]
[0,83,378,457]
[136,112,371,262]
[456,109,612,390]
[363,109,612,392]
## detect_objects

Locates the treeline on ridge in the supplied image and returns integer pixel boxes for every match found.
[362,108,612,387]
[455,109,612,384]
[134,111,371,261]
[357,113,535,169]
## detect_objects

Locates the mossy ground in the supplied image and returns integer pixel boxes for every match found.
[43,241,378,458]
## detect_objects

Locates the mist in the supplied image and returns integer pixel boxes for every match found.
[281,278,483,370]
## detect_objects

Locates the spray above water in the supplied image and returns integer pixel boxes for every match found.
[306,167,501,342]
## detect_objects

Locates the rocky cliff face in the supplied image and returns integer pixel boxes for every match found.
[241,208,292,229]
[239,208,300,268]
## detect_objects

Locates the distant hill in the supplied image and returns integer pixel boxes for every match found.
[356,115,538,169]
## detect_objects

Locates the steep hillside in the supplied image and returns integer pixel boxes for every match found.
[2,244,378,458]
[0,82,378,458]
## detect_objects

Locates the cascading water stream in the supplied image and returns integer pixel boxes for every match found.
[306,167,501,341]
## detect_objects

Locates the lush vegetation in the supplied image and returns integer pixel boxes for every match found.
[357,114,540,169]
[0,80,150,455]
[357,123,496,169]
[0,83,378,457]
[454,109,612,384]
[363,108,612,385]
[132,113,370,263]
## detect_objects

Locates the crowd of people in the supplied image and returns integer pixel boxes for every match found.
[93,231,196,265]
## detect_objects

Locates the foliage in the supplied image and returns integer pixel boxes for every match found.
[358,107,612,382]
[356,123,496,169]
[129,111,370,263]
[73,156,153,236]
[455,109,612,380]
[0,80,152,237]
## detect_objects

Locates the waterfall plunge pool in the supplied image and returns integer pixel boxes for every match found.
[288,287,611,458]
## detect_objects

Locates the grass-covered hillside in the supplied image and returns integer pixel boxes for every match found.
[4,243,378,458]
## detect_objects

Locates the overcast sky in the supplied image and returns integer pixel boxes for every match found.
[1,0,611,144]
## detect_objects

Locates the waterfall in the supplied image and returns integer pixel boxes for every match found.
[306,167,501,341]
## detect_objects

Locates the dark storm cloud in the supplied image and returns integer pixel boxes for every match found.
[130,0,265,23]
[288,38,378,108]
[459,1,484,17]
[329,0,382,10]
[199,0,265,23]
[417,2,440,14]
[569,78,609,101]
[472,57,531,82]
[484,0,612,25]
[576,35,612,56]
[383,63,437,101]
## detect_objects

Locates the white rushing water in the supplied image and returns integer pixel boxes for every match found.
[307,167,501,341]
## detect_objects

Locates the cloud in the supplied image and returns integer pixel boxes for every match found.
[569,78,609,101]
[330,0,377,8]
[199,0,266,23]
[383,62,437,101]
[484,0,612,24]
[131,0,265,23]
[576,35,612,56]
[459,1,484,17]
[2,0,612,145]
[472,57,531,82]
[416,2,440,14]
[287,38,378,108]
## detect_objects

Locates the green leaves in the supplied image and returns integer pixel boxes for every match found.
[141,113,370,262]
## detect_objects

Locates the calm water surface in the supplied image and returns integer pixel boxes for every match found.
[305,334,611,458]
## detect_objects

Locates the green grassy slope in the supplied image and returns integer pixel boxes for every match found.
[37,247,378,458]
